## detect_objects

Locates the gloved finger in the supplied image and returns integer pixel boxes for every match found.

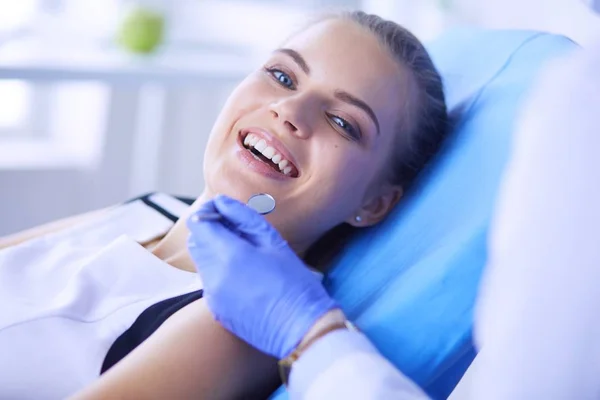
[186,229,252,298]
[186,197,229,235]
[186,212,251,260]
[187,198,249,237]
[186,233,223,288]
[193,198,218,215]
[187,225,255,303]
[213,195,287,248]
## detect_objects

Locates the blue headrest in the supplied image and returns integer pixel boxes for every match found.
[270,29,576,400]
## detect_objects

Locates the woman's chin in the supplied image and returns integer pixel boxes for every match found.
[205,163,291,203]
[203,172,275,206]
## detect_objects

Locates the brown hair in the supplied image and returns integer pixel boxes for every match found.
[305,11,449,269]
[341,11,448,188]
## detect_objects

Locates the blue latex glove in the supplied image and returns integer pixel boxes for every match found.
[186,195,338,359]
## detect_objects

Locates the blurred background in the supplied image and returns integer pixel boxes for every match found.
[1,0,599,236]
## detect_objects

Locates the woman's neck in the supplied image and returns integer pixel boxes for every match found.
[150,191,318,272]
[150,192,211,272]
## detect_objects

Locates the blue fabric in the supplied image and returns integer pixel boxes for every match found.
[270,29,576,400]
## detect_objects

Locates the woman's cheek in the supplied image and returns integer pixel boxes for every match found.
[208,80,269,146]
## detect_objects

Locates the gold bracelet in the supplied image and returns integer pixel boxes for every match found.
[278,319,358,386]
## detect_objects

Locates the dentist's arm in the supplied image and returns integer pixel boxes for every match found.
[287,310,428,399]
[471,43,600,399]
[187,196,429,399]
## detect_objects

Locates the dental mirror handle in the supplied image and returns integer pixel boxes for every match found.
[193,193,275,221]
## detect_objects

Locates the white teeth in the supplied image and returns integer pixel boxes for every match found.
[262,146,275,159]
[244,134,259,146]
[255,139,267,152]
[243,134,295,176]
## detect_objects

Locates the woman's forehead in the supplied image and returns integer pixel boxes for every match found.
[281,19,410,135]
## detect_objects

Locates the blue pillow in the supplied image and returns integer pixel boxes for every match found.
[270,29,576,400]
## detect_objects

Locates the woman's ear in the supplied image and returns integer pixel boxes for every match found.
[347,185,403,227]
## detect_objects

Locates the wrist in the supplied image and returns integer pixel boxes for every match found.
[278,308,358,386]
[297,308,346,351]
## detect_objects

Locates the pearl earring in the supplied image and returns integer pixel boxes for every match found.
[355,215,362,223]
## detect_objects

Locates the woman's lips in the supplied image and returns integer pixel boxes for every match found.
[239,128,300,177]
[235,134,294,181]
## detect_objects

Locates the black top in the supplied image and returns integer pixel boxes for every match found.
[101,290,204,373]
[101,192,198,374]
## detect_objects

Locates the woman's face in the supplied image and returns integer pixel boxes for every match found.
[202,19,412,253]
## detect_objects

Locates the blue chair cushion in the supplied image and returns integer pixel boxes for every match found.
[270,28,577,400]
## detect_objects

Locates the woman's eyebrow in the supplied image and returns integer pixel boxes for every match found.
[274,48,310,74]
[334,90,380,135]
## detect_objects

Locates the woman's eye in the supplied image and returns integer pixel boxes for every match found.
[329,114,361,141]
[267,68,295,89]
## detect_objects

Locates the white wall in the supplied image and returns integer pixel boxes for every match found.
[363,0,600,46]
[0,86,138,235]
[0,82,237,236]
[454,0,600,46]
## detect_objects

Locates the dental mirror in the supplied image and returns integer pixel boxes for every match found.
[193,193,276,221]
[246,193,276,215]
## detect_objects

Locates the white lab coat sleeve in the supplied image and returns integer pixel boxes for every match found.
[289,329,430,400]
[472,41,600,399]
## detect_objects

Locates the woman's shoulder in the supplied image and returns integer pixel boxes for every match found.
[0,192,194,251]
[0,207,113,250]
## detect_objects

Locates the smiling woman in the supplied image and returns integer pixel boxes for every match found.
[0,10,448,400]
[198,13,447,256]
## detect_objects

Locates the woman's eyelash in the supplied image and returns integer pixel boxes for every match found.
[328,113,361,141]
[265,67,296,89]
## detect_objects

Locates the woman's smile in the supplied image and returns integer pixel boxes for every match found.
[239,127,300,177]
[235,128,300,181]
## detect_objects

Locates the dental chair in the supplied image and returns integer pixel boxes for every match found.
[270,28,577,399]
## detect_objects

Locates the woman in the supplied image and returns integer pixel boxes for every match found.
[0,11,447,399]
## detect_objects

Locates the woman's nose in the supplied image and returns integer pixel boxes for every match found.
[269,98,312,140]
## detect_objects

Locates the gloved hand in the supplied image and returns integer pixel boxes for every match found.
[186,195,338,359]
